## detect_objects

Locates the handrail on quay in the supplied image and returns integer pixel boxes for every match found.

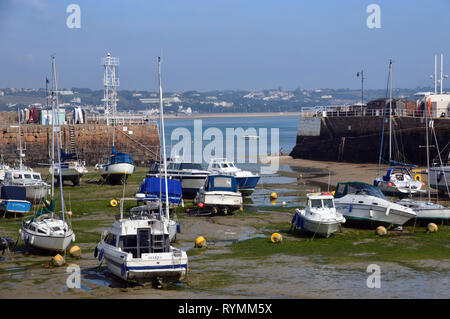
[300,105,444,119]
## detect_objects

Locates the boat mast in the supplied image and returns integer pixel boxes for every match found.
[388,59,393,162]
[16,108,23,170]
[425,106,431,203]
[52,56,66,223]
[158,57,170,220]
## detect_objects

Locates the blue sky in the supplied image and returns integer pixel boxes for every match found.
[0,0,449,91]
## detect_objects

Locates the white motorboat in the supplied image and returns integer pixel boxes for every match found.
[207,158,260,196]
[291,192,346,237]
[20,56,75,253]
[49,150,87,185]
[147,159,209,198]
[195,174,243,215]
[3,169,49,203]
[334,182,416,227]
[95,215,187,284]
[96,56,187,285]
[374,167,425,197]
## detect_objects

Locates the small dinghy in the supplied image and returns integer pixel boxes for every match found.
[291,192,346,237]
[195,174,243,215]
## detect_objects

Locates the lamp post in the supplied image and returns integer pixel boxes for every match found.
[356,70,364,106]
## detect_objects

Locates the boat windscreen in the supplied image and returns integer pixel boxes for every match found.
[179,163,203,170]
[335,182,387,200]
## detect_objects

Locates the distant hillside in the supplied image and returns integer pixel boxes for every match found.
[0,87,439,113]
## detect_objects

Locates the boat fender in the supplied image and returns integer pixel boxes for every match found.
[299,215,304,230]
[427,223,438,233]
[291,212,297,225]
[98,248,104,261]
[414,174,422,182]
[30,236,34,245]
[385,207,390,216]
[121,263,126,277]
[176,223,181,233]
[369,209,374,218]
[349,204,353,212]
[94,246,98,258]
[270,233,282,243]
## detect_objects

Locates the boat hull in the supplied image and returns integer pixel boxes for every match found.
[100,245,187,283]
[20,227,74,252]
[197,191,243,213]
[24,185,49,203]
[0,200,31,216]
[429,167,450,193]
[235,176,260,196]
[100,163,135,184]
[336,203,414,227]
[299,218,342,238]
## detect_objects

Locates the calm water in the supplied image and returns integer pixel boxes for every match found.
[160,116,299,165]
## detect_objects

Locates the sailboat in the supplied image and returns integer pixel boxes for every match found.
[95,57,188,285]
[397,60,450,224]
[20,56,75,252]
[373,60,425,197]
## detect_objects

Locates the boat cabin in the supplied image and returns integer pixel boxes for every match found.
[208,159,237,172]
[382,167,413,182]
[204,174,238,193]
[306,193,335,210]
[104,219,170,258]
[4,170,43,183]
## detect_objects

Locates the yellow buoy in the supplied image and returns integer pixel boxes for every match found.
[239,206,243,211]
[271,233,283,243]
[195,236,206,248]
[52,254,65,267]
[270,199,277,206]
[427,223,438,233]
[376,226,387,236]
[110,199,118,207]
[69,245,82,258]
[414,174,422,182]
[270,192,277,199]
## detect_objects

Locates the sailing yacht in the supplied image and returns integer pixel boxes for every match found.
[20,56,75,252]
[96,57,188,285]
[373,60,425,197]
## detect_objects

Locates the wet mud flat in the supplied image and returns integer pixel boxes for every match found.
[0,164,449,299]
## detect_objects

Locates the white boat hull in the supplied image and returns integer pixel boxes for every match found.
[24,184,50,203]
[300,218,342,237]
[198,191,242,208]
[99,163,135,184]
[336,202,414,226]
[20,227,74,252]
[99,242,187,283]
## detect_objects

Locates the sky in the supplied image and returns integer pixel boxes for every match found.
[0,0,449,91]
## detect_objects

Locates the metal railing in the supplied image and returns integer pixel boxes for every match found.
[300,105,445,119]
